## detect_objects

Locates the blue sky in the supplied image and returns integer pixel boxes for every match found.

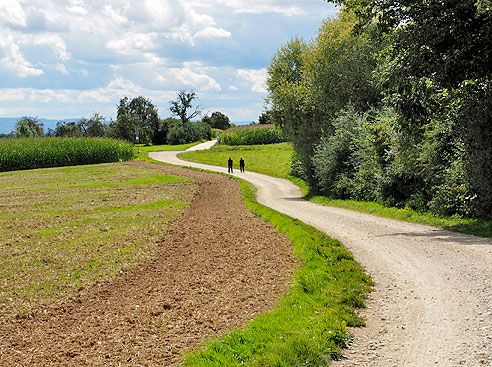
[0,0,337,126]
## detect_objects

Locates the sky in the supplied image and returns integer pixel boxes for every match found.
[0,0,337,127]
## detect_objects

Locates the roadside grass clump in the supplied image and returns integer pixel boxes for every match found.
[0,162,194,322]
[219,125,286,145]
[0,137,134,172]
[184,179,373,366]
[178,143,492,238]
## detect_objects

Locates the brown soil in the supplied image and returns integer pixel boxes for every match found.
[0,161,297,366]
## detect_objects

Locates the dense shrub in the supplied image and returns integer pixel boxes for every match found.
[167,122,211,145]
[219,126,286,145]
[0,137,135,172]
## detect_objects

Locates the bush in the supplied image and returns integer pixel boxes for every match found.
[219,126,286,145]
[167,122,211,145]
[0,137,135,172]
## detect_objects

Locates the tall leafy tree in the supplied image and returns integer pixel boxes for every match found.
[80,112,107,137]
[334,0,492,217]
[14,117,44,138]
[55,121,83,137]
[202,111,230,130]
[266,11,379,183]
[169,91,201,124]
[116,96,159,144]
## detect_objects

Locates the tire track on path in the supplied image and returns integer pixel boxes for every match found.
[150,141,492,366]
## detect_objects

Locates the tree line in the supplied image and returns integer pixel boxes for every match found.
[2,91,234,145]
[266,0,492,219]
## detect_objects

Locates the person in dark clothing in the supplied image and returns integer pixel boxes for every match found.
[239,157,245,173]
[228,157,233,173]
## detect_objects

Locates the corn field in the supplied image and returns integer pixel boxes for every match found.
[219,126,286,145]
[0,137,135,172]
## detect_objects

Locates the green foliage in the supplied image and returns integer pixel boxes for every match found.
[55,121,83,137]
[219,126,286,145]
[14,117,44,138]
[184,179,372,366]
[266,10,380,183]
[202,111,230,130]
[266,1,492,218]
[55,113,108,138]
[0,137,135,172]
[112,96,159,144]
[167,121,211,145]
[258,112,272,125]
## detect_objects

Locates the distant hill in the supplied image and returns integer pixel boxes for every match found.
[0,118,81,135]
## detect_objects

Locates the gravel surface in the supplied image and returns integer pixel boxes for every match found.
[151,141,492,367]
[0,161,296,366]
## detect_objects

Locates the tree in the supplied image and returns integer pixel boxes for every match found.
[202,111,230,130]
[334,0,492,217]
[14,117,44,138]
[266,11,380,184]
[55,121,82,137]
[80,112,107,137]
[169,91,201,124]
[258,112,271,125]
[116,96,159,144]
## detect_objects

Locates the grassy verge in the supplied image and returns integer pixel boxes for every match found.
[184,178,373,366]
[178,143,492,238]
[0,162,195,322]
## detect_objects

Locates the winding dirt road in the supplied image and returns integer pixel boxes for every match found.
[150,141,492,367]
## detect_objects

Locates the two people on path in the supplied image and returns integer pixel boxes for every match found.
[227,157,245,173]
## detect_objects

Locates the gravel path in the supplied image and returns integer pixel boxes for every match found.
[151,141,492,366]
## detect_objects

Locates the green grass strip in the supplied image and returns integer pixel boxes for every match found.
[184,179,373,366]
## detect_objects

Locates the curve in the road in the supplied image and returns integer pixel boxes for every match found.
[149,141,492,367]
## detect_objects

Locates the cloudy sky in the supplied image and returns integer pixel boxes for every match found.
[0,0,337,125]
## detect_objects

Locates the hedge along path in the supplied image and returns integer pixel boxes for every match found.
[0,161,297,366]
[151,141,492,366]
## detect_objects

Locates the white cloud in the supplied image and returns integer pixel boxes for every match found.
[229,85,238,91]
[20,33,71,61]
[237,68,267,93]
[194,26,231,39]
[0,88,25,102]
[0,0,26,27]
[28,89,73,103]
[55,63,68,74]
[173,66,221,91]
[0,29,44,77]
[107,33,157,53]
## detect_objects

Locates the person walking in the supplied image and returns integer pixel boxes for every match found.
[228,157,233,173]
[239,157,245,173]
